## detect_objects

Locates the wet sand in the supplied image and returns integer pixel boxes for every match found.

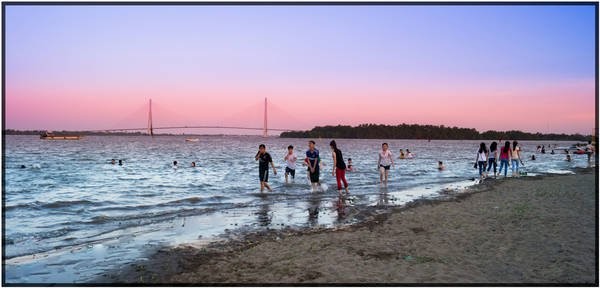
[100,170,597,284]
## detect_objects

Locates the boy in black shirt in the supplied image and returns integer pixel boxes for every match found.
[255,144,277,192]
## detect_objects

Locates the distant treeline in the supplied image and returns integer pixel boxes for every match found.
[4,129,148,136]
[279,124,591,141]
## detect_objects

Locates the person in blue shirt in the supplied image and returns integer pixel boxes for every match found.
[304,140,320,191]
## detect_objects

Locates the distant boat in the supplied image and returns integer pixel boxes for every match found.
[40,131,81,140]
[185,138,199,142]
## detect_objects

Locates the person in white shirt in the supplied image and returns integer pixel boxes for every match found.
[284,145,297,184]
[378,143,394,187]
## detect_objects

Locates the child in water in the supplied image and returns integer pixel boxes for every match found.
[284,145,297,184]
[406,149,414,159]
[378,143,394,186]
[173,161,178,169]
[305,140,321,191]
[347,158,354,172]
[438,161,445,171]
[255,144,277,192]
[399,149,405,159]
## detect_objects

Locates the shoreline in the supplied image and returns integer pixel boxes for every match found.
[97,168,597,284]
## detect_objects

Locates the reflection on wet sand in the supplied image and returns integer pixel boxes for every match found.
[307,191,321,226]
[377,187,390,208]
[255,196,272,227]
[335,194,348,220]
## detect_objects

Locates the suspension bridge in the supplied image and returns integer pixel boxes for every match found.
[87,98,295,137]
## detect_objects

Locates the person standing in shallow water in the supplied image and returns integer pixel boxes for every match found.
[475,142,488,180]
[305,140,320,191]
[487,142,498,177]
[330,140,349,194]
[511,141,524,177]
[498,141,511,177]
[283,145,297,184]
[378,143,394,186]
[255,144,277,192]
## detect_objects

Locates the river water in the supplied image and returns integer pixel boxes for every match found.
[3,135,589,283]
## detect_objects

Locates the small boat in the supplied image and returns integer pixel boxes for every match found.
[40,131,81,140]
[185,138,199,142]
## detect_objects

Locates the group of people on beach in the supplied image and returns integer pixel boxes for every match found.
[475,141,524,179]
[255,140,350,193]
[254,140,424,194]
[476,140,595,180]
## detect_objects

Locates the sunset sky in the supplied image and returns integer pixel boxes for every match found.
[5,5,596,135]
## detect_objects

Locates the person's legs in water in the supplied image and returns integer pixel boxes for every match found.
[385,167,390,186]
[499,159,509,177]
[487,158,497,175]
[335,168,343,192]
[379,166,385,186]
[337,168,349,193]
[511,159,519,176]
[478,161,486,178]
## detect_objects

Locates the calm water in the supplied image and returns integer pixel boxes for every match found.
[4,135,589,283]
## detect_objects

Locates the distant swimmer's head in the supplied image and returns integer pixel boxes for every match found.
[438,161,444,170]
[438,161,443,165]
[329,140,338,151]
[287,145,294,153]
[406,149,411,153]
[20,165,26,169]
[259,144,266,153]
[111,159,116,164]
[382,143,388,151]
[531,155,536,160]
[118,160,123,165]
[173,161,178,166]
[348,158,352,162]
[308,140,315,150]
[399,149,404,152]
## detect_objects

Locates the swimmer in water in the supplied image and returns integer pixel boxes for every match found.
[406,149,414,158]
[118,159,123,166]
[20,165,26,169]
[347,158,354,172]
[566,153,572,162]
[438,161,445,171]
[399,149,405,159]
[173,161,178,169]
[111,159,116,165]
[531,155,536,161]
[191,161,196,167]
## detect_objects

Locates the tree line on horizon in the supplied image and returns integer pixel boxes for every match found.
[279,124,591,141]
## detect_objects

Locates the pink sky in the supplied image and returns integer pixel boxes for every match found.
[5,5,596,135]
[6,76,595,135]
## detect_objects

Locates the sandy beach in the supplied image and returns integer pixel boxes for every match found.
[99,169,597,284]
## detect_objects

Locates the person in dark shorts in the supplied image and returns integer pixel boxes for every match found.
[304,140,320,191]
[378,143,394,186]
[330,140,349,194]
[255,144,277,192]
[284,145,297,184]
